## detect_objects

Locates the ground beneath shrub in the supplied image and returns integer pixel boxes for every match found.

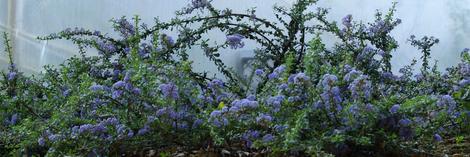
[113,137,470,157]
[120,142,470,157]
[121,151,457,157]
[434,137,470,157]
[123,148,268,157]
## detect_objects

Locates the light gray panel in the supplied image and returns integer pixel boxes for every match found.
[5,0,470,74]
[0,1,7,25]
[0,0,8,71]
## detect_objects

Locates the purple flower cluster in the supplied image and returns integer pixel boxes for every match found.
[241,130,274,147]
[209,110,229,127]
[398,118,412,127]
[113,18,135,38]
[111,81,126,99]
[138,43,153,58]
[192,119,203,129]
[73,118,112,134]
[278,83,288,90]
[256,113,273,124]
[342,14,353,28]
[79,124,104,134]
[437,95,457,114]
[160,34,175,47]
[112,90,124,99]
[108,72,142,99]
[137,125,150,135]
[377,49,386,57]
[458,63,470,77]
[202,79,229,104]
[455,79,470,91]
[48,134,60,142]
[357,46,375,61]
[61,86,71,97]
[153,106,194,130]
[268,65,286,80]
[344,69,362,82]
[367,18,401,36]
[184,0,210,13]
[437,95,456,107]
[38,137,46,146]
[321,74,338,90]
[319,74,343,113]
[266,95,285,111]
[7,72,16,81]
[62,27,87,35]
[117,124,134,138]
[348,75,372,100]
[348,104,359,116]
[226,34,245,49]
[89,84,105,91]
[68,117,134,142]
[208,79,224,89]
[96,40,117,55]
[5,113,18,125]
[229,98,259,112]
[288,72,310,84]
[192,0,209,8]
[380,72,398,81]
[159,82,179,100]
[255,69,264,75]
[390,104,400,114]
[113,81,126,89]
[320,86,342,109]
[262,134,274,143]
[433,133,443,142]
[241,130,260,147]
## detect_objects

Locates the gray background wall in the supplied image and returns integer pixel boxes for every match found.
[0,0,469,75]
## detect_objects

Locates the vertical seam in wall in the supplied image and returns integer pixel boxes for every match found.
[6,0,16,61]
[5,0,44,73]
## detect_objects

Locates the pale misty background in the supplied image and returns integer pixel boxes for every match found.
[0,0,469,77]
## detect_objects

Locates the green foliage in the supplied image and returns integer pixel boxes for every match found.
[0,0,469,156]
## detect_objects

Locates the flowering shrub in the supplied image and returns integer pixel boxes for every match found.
[1,0,469,156]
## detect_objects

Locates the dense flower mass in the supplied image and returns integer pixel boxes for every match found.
[1,0,469,156]
[321,74,338,89]
[348,75,372,100]
[159,82,179,100]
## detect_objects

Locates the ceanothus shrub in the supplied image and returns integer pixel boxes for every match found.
[0,0,469,156]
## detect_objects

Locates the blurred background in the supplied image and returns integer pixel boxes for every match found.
[0,0,469,75]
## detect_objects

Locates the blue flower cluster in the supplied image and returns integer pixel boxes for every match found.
[348,74,372,100]
[226,34,245,49]
[159,82,179,100]
[268,65,286,80]
[342,14,353,28]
